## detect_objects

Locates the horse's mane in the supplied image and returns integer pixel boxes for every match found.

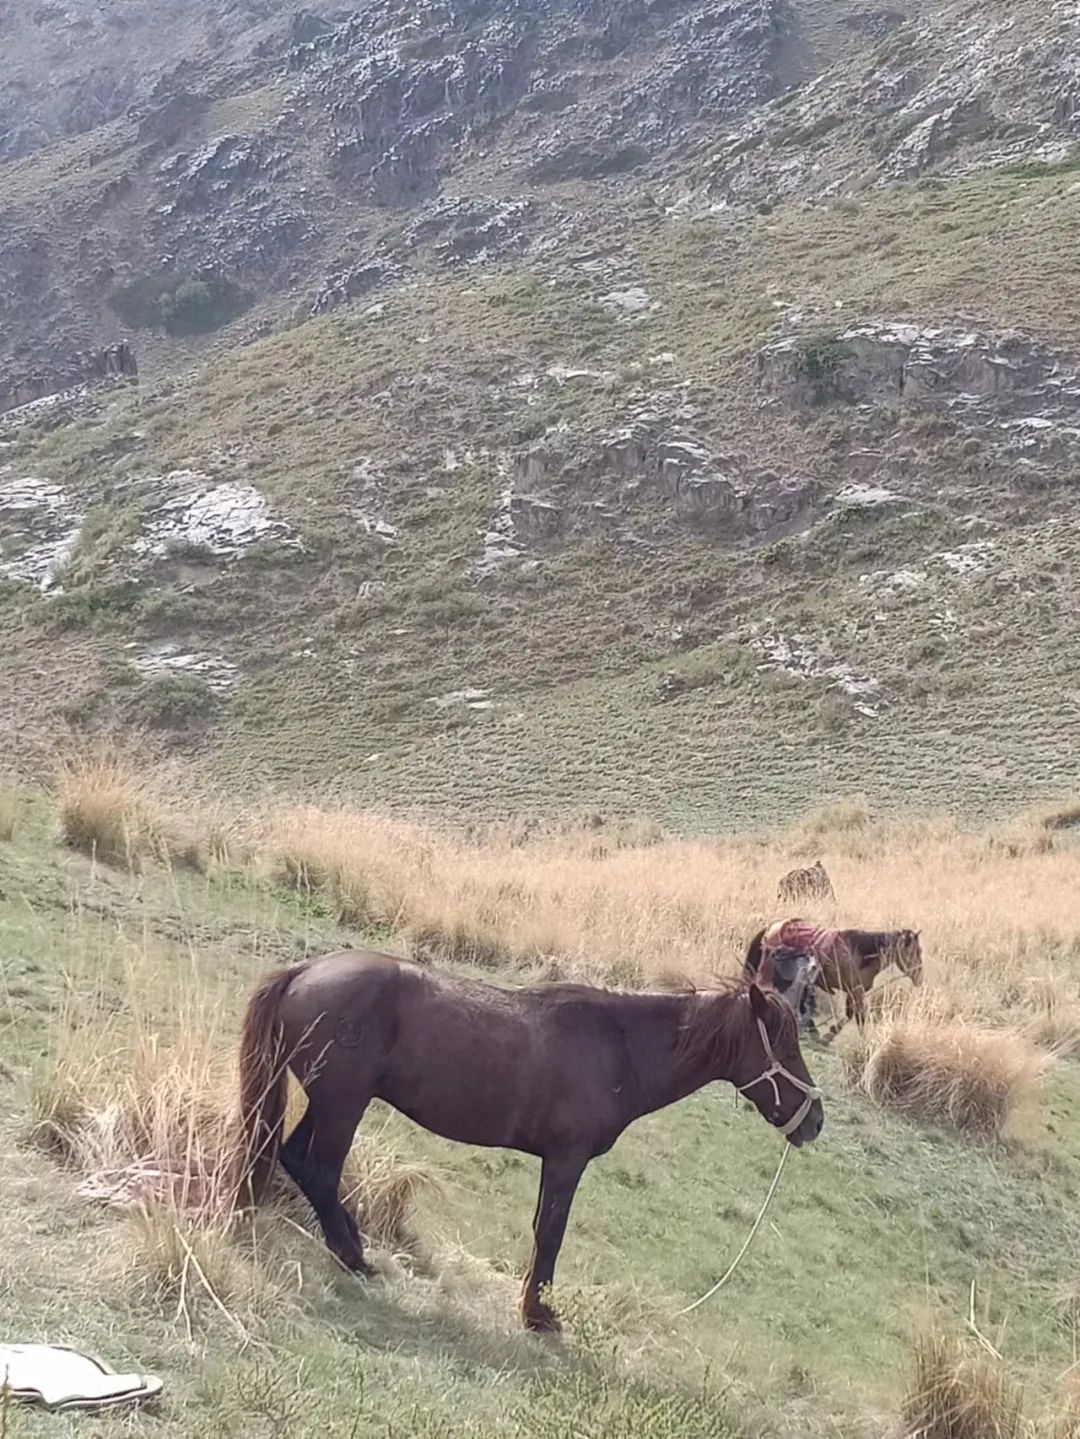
[675,979,796,1076]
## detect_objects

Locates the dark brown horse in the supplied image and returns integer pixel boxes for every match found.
[235,949,823,1332]
[745,919,923,1034]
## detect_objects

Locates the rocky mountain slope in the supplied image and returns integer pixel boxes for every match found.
[2,0,1079,827]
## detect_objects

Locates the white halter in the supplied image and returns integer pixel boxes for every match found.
[737,1018,823,1138]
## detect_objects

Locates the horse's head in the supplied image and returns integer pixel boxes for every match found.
[893,929,923,985]
[736,983,824,1148]
[757,945,820,1024]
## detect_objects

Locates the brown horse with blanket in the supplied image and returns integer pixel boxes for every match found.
[745,919,922,1034]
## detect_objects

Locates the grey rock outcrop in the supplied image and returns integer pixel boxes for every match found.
[597,420,816,536]
[759,324,1080,420]
[0,341,137,418]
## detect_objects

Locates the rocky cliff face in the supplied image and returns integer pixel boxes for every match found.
[3,0,1075,390]
[0,0,792,390]
[3,0,1080,823]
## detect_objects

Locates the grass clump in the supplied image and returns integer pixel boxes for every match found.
[0,790,16,842]
[29,956,431,1318]
[902,1322,1024,1439]
[124,671,220,729]
[841,1010,1046,1138]
[792,329,850,402]
[54,744,204,871]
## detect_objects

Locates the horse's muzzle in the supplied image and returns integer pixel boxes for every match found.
[786,1100,824,1148]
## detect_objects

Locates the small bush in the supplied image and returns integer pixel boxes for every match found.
[60,502,142,589]
[793,330,850,402]
[841,1014,1046,1137]
[45,581,139,631]
[109,271,250,336]
[124,672,219,729]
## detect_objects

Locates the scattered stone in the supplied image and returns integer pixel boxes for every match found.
[760,324,1080,442]
[311,257,402,315]
[474,456,564,577]
[859,568,928,595]
[751,629,880,717]
[935,541,998,576]
[547,365,614,384]
[0,341,137,419]
[429,688,492,710]
[129,642,238,693]
[597,418,817,537]
[0,476,82,590]
[835,481,908,509]
[598,286,652,316]
[133,475,294,560]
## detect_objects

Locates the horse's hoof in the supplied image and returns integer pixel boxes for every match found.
[336,1249,373,1276]
[522,1303,562,1335]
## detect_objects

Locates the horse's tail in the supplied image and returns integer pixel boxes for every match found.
[234,963,308,1208]
[744,927,767,980]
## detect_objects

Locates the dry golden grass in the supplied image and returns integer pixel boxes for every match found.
[899,1321,1080,1439]
[255,799,1080,1014]
[1052,1386,1080,1439]
[839,998,1048,1138]
[42,746,1080,1142]
[245,793,1080,1135]
[902,1323,1026,1439]
[53,744,205,871]
[30,978,242,1221]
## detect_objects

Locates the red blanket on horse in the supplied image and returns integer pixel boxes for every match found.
[761,920,851,971]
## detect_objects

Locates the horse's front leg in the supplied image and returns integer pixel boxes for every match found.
[850,985,869,1030]
[818,982,846,1044]
[520,1151,589,1333]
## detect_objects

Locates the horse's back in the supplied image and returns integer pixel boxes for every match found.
[277,948,415,1047]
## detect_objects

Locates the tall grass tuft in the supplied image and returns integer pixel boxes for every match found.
[54,744,203,871]
[0,790,16,843]
[31,953,432,1312]
[840,1003,1047,1138]
[902,1323,1025,1439]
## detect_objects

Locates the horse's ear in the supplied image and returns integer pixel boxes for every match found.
[748,981,770,1026]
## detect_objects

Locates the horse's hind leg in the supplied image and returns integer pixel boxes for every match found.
[281,1099,371,1274]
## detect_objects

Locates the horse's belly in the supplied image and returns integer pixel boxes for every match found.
[377,1083,534,1154]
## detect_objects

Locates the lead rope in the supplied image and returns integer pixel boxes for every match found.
[674,1143,790,1317]
[676,1019,820,1318]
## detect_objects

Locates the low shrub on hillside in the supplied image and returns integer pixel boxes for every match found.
[123,671,219,730]
[109,271,250,336]
[841,1012,1046,1138]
